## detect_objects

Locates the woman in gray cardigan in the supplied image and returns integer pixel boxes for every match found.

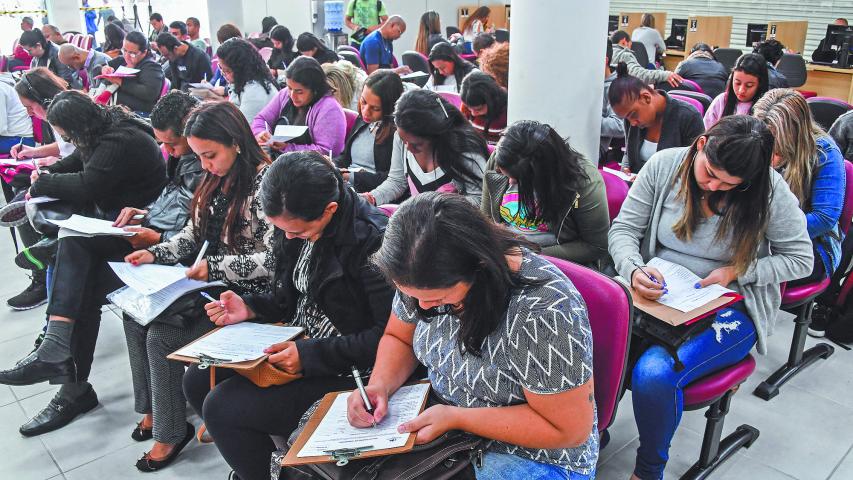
[608,116,812,480]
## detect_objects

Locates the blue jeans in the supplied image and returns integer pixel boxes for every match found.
[632,307,757,480]
[475,452,595,480]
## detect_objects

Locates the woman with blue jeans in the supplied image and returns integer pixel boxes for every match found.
[346,192,599,479]
[609,115,814,480]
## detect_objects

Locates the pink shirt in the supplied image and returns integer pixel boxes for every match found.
[703,92,754,129]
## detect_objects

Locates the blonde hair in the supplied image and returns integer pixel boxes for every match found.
[322,62,356,109]
[753,88,825,206]
[641,13,655,28]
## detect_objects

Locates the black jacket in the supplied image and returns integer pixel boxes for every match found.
[243,187,393,378]
[108,54,165,114]
[268,49,298,71]
[621,91,705,174]
[336,117,394,193]
[30,116,167,216]
[674,57,729,99]
[167,42,212,91]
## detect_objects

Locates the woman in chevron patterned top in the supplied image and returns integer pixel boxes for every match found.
[348,192,598,479]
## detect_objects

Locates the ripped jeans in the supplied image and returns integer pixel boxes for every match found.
[631,306,756,480]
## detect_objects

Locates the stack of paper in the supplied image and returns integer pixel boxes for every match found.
[172,323,304,363]
[645,257,735,313]
[107,262,224,325]
[48,215,136,239]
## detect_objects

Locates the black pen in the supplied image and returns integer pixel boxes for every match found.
[351,366,376,427]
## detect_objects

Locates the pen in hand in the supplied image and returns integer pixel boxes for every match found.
[352,366,376,428]
[199,291,224,308]
[631,260,667,294]
[192,240,209,269]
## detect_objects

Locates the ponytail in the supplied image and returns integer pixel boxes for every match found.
[607,62,653,107]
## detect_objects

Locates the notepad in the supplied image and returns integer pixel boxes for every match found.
[271,125,309,143]
[49,215,135,239]
[286,383,430,464]
[108,262,190,295]
[96,66,139,78]
[172,323,304,364]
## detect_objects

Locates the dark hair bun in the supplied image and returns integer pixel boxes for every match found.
[616,62,630,77]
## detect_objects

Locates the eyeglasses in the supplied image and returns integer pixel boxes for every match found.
[121,48,143,58]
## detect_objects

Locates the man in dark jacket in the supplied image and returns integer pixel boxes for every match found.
[156,32,212,91]
[674,43,730,99]
[0,92,204,437]
[754,39,789,89]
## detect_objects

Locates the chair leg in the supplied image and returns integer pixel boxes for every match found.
[754,300,835,401]
[680,390,760,480]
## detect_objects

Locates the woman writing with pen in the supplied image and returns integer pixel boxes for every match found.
[182,150,394,480]
[121,101,275,472]
[607,115,813,480]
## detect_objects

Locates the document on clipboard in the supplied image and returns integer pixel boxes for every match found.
[283,383,430,466]
[169,322,304,366]
[624,257,744,326]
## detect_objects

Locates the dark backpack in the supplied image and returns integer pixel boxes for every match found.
[816,232,853,345]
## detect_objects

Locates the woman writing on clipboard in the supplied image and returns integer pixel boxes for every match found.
[607,115,812,480]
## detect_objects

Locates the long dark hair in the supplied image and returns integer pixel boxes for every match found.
[296,32,337,63]
[183,102,271,249]
[494,121,590,227]
[372,192,537,356]
[672,115,775,275]
[428,42,476,87]
[722,53,768,118]
[460,71,507,131]
[394,89,488,189]
[260,150,342,221]
[269,24,296,65]
[216,38,277,97]
[361,69,404,143]
[46,90,141,154]
[103,21,125,51]
[285,56,332,105]
[608,62,654,107]
[15,67,68,106]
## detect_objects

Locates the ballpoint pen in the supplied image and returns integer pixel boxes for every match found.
[351,366,376,428]
[199,291,224,308]
[193,240,209,269]
[631,259,667,293]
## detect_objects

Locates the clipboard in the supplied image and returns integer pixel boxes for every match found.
[282,382,431,467]
[630,289,744,326]
[167,323,303,371]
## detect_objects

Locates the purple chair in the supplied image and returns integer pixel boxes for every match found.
[541,256,632,435]
[402,50,430,74]
[680,78,704,94]
[753,161,853,400]
[807,96,853,132]
[336,45,360,55]
[670,90,713,114]
[671,94,705,116]
[437,91,462,110]
[599,168,630,223]
[378,204,398,217]
[680,355,760,478]
[338,50,366,71]
[343,109,358,139]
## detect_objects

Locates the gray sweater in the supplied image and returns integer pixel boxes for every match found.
[611,43,670,85]
[608,147,813,355]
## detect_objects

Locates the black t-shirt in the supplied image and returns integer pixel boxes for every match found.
[168,42,212,91]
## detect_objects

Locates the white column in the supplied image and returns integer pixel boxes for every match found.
[45,0,84,34]
[206,0,245,50]
[507,0,609,163]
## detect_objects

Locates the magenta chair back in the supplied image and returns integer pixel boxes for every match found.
[671,94,705,116]
[841,161,853,235]
[438,91,462,110]
[542,256,632,432]
[378,204,398,217]
[599,168,630,223]
[160,77,171,97]
[680,79,704,93]
[343,109,358,139]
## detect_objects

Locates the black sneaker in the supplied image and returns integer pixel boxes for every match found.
[0,199,28,228]
[7,275,47,311]
[808,303,832,338]
[14,237,57,271]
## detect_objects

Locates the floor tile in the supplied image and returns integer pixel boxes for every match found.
[0,384,15,407]
[830,445,853,480]
[64,440,230,480]
[0,402,62,480]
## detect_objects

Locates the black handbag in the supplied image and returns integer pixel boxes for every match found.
[631,311,716,371]
[274,394,484,480]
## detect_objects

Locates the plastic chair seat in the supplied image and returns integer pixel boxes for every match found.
[684,355,756,407]
[781,278,831,308]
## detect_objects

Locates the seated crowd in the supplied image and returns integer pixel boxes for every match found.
[0,8,849,480]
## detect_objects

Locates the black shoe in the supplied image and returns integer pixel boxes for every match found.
[7,275,47,311]
[135,422,195,472]
[0,351,76,386]
[228,471,240,480]
[19,386,99,437]
[132,420,153,442]
[808,304,832,338]
[0,199,28,227]
[14,237,57,271]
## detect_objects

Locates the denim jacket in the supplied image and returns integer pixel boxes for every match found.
[805,136,846,276]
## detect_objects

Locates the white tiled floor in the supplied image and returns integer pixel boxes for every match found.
[0,233,851,479]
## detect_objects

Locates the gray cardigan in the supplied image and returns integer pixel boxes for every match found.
[608,147,813,355]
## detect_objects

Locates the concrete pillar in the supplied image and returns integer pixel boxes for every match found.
[507,0,609,163]
[45,0,84,34]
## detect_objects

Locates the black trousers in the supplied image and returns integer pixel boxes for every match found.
[183,364,354,480]
[47,236,130,381]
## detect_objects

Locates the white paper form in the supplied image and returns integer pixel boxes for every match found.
[272,125,309,142]
[26,196,59,204]
[49,215,135,238]
[108,262,189,295]
[107,279,225,325]
[298,383,430,458]
[646,257,734,313]
[400,71,429,80]
[172,323,304,362]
